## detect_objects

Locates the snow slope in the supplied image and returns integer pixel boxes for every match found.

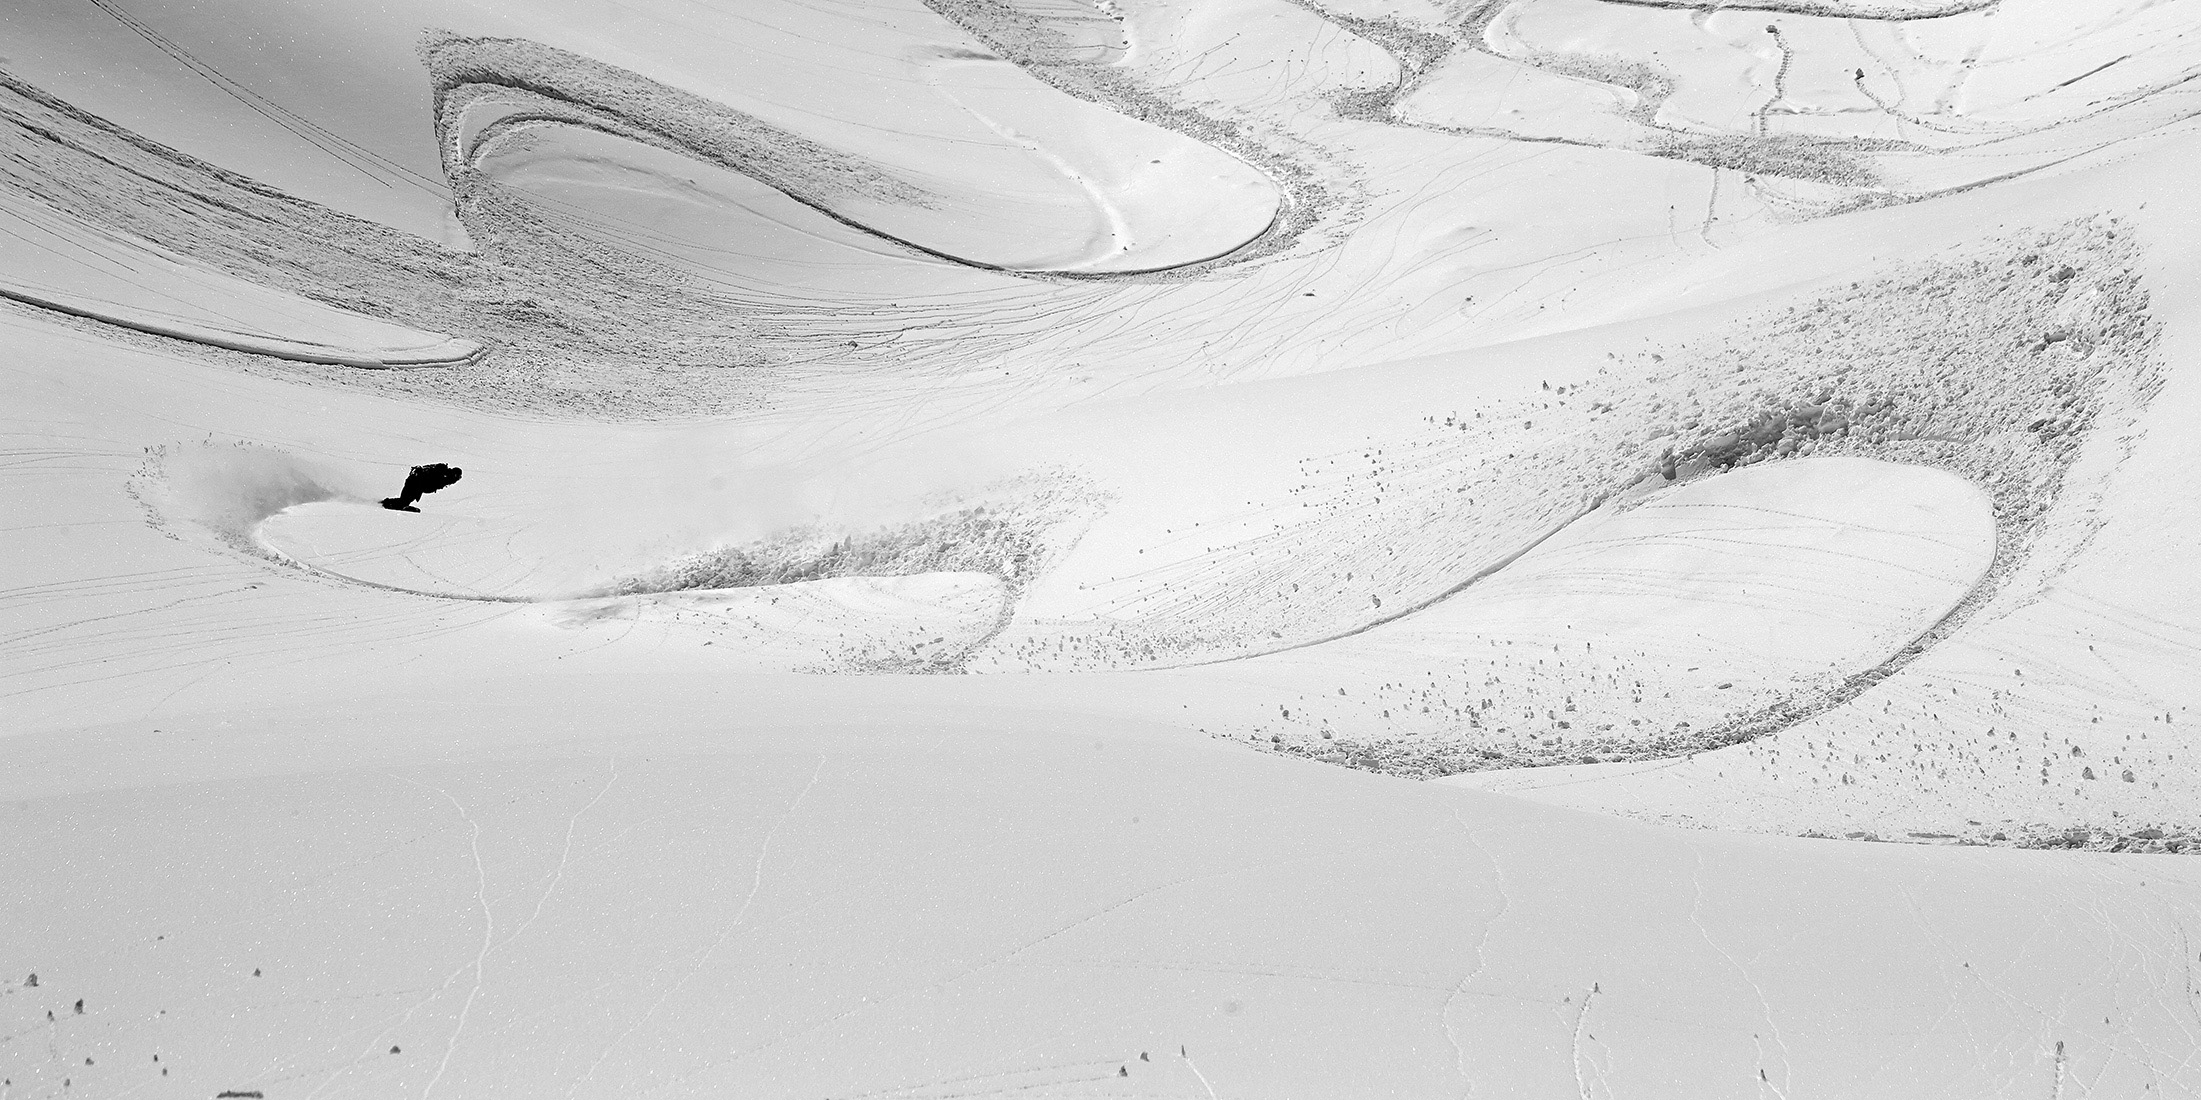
[7,0,2201,1096]
[0,190,480,367]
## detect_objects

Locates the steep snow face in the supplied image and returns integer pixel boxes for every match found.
[9,0,2201,1097]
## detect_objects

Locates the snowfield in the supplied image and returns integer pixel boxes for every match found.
[5,0,2201,1097]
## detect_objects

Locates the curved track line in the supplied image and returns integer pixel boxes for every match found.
[432,34,1293,283]
[465,112,1288,283]
[0,284,484,369]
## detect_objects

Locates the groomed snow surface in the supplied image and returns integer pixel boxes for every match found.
[5,0,2201,1097]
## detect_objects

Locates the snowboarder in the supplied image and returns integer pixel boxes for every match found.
[381,463,463,512]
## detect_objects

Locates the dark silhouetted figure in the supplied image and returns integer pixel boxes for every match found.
[381,463,463,512]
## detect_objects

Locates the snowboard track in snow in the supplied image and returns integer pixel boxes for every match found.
[0,283,484,370]
[0,70,791,418]
[1258,219,2162,781]
[431,33,1296,281]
